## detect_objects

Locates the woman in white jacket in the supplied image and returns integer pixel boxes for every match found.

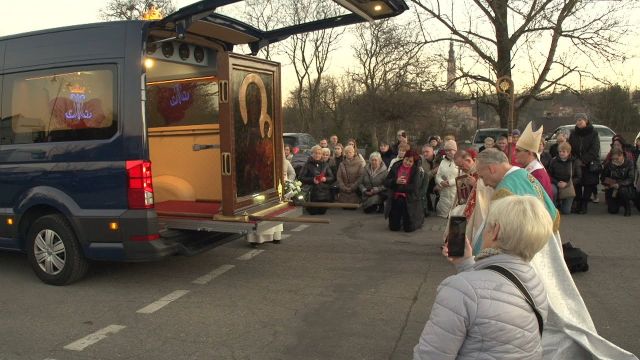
[414,195,552,360]
[435,140,460,217]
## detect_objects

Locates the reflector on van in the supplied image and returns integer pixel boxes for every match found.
[152,0,409,54]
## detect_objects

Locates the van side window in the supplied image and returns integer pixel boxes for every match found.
[1,66,117,144]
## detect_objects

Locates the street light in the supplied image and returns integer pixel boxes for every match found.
[495,76,515,162]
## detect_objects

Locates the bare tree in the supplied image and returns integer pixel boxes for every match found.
[99,0,176,20]
[241,0,285,60]
[350,19,439,145]
[410,0,635,127]
[281,0,345,133]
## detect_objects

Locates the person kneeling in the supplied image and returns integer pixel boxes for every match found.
[414,195,551,359]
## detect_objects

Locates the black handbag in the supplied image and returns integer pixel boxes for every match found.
[588,160,603,173]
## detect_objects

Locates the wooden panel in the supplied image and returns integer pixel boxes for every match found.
[149,125,221,201]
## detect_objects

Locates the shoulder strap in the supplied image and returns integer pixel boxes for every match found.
[484,265,543,335]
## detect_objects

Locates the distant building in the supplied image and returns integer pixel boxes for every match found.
[447,41,456,92]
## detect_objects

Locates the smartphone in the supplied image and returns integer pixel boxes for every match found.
[447,216,467,257]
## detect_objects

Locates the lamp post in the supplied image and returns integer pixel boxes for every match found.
[495,76,515,162]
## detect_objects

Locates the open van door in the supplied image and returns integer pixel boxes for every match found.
[157,0,409,54]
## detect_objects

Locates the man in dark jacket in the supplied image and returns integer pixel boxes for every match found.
[568,113,600,214]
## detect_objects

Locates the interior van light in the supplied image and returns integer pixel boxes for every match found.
[144,58,155,69]
[6,218,14,226]
[374,5,382,11]
[109,222,119,231]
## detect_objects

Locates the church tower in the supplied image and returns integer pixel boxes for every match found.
[447,41,456,91]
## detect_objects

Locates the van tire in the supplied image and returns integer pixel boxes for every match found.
[26,214,89,286]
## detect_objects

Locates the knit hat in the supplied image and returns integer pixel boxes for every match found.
[516,122,543,157]
[511,129,521,136]
[574,113,589,122]
[443,140,457,151]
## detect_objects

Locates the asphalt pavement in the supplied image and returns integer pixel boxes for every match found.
[0,195,638,359]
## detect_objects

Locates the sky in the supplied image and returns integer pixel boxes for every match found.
[2,1,640,97]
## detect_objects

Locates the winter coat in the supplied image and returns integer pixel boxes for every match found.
[336,156,365,204]
[435,157,460,217]
[328,155,344,184]
[298,157,335,202]
[359,162,388,210]
[601,159,635,190]
[414,253,548,360]
[548,157,582,186]
[540,151,552,169]
[568,123,600,186]
[635,157,640,192]
[384,160,425,230]
[381,149,396,168]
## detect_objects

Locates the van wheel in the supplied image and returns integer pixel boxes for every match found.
[26,214,88,285]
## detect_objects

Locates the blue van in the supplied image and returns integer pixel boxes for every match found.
[0,0,408,285]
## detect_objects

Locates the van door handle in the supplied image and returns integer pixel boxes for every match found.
[222,152,231,176]
[193,144,220,151]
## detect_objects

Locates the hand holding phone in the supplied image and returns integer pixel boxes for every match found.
[446,216,467,257]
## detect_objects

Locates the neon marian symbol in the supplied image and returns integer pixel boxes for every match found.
[170,84,190,107]
[65,85,93,121]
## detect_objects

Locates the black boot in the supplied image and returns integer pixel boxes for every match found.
[571,200,580,214]
[624,202,631,217]
[578,200,588,214]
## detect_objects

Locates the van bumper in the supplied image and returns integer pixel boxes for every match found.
[78,209,241,262]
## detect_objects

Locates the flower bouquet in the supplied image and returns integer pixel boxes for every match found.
[284,179,306,204]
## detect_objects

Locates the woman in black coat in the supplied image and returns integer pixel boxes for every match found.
[383,149,425,232]
[601,148,636,216]
[298,146,335,215]
[568,113,600,214]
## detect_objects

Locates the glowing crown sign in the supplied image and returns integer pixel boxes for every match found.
[65,83,93,121]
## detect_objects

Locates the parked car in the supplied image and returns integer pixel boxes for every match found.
[283,133,317,173]
[471,128,508,152]
[545,124,615,161]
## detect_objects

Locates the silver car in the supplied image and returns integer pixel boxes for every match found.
[545,124,616,161]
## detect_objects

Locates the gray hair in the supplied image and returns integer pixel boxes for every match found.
[310,145,322,154]
[485,195,552,262]
[369,151,382,161]
[476,148,508,165]
[558,128,570,137]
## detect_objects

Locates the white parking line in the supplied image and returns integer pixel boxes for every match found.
[63,325,126,351]
[290,224,309,232]
[193,264,235,285]
[236,249,264,260]
[136,290,190,314]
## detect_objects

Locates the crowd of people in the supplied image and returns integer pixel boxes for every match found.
[282,114,640,359]
[283,113,640,232]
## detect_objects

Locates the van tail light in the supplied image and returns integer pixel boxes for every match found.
[126,160,154,209]
[292,146,300,154]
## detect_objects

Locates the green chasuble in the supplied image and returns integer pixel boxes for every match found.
[473,168,560,254]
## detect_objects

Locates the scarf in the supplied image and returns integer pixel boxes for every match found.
[475,247,503,261]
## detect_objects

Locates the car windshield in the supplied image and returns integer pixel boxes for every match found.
[283,136,298,147]
[596,127,615,137]
[474,130,507,143]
